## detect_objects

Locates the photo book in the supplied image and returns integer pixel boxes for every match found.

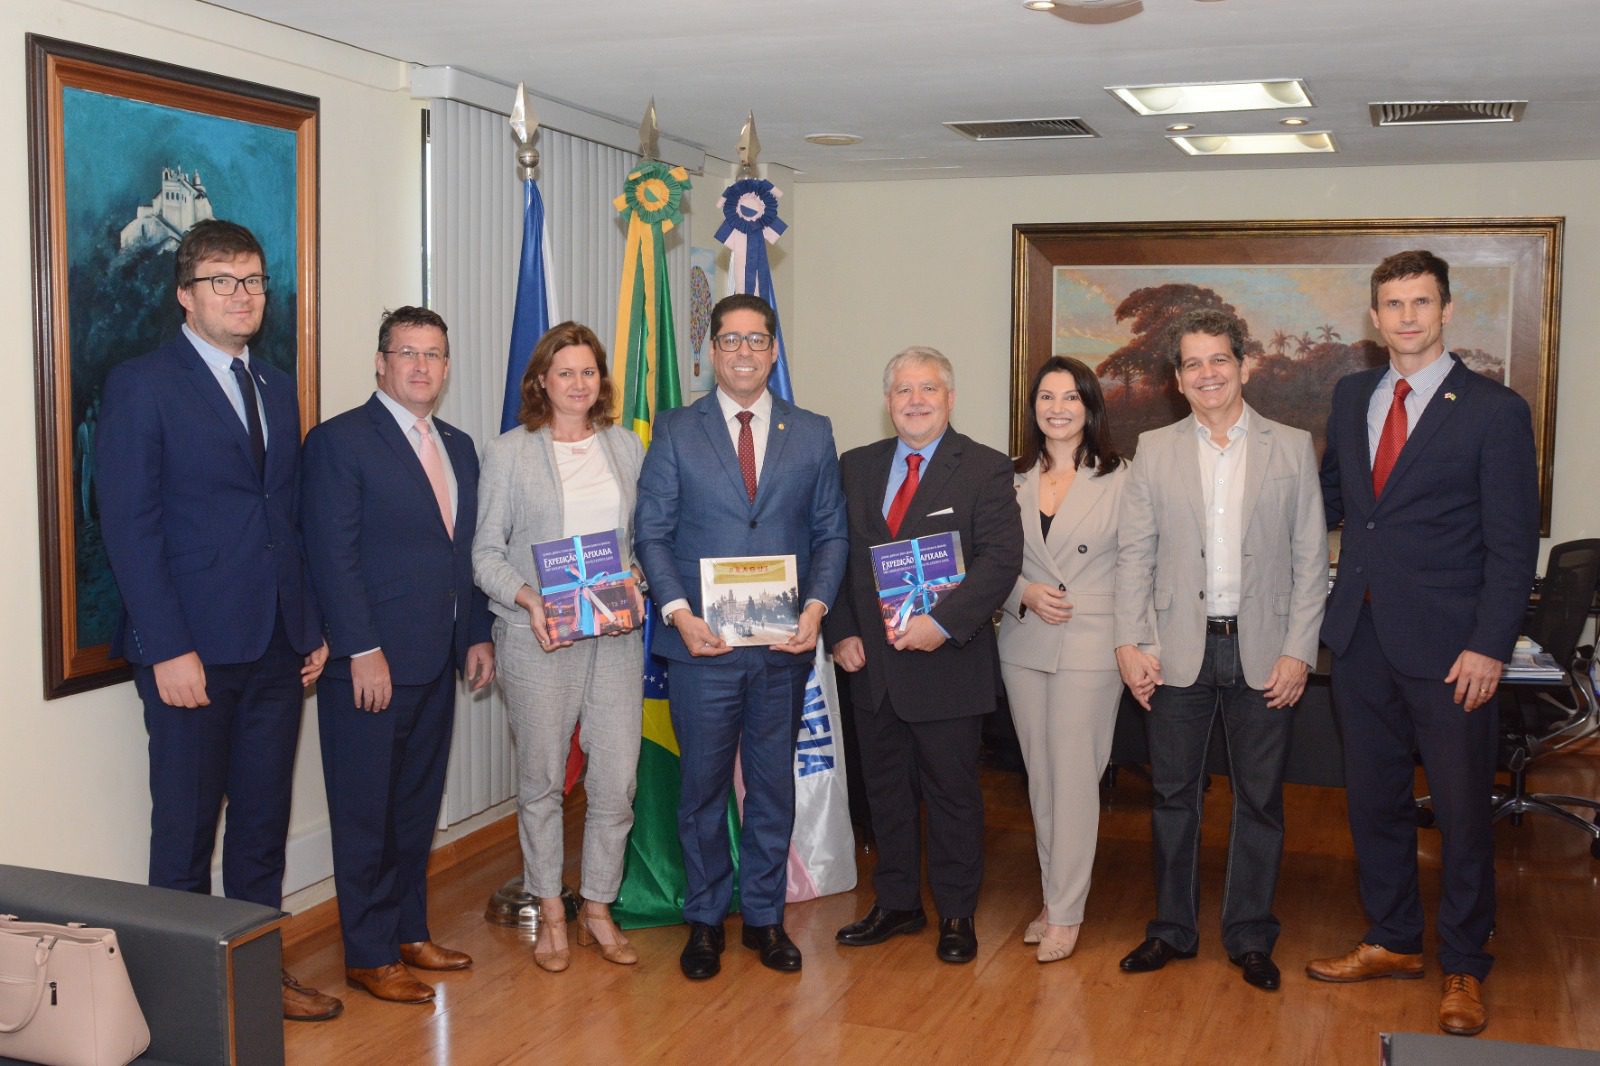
[532,530,637,642]
[870,532,965,641]
[698,554,800,647]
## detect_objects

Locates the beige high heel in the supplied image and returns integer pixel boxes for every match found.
[1036,924,1081,964]
[534,898,570,973]
[1023,907,1049,945]
[576,901,639,966]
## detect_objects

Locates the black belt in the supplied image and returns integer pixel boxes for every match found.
[1206,616,1239,636]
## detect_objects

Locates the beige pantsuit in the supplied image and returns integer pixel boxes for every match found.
[998,461,1126,926]
[473,424,644,902]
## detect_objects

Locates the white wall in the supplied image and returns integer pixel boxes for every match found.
[789,164,1599,546]
[0,0,421,892]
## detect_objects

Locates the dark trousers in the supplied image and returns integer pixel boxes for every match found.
[138,615,304,909]
[1331,604,1498,980]
[318,662,457,969]
[854,686,985,919]
[669,653,809,927]
[1146,631,1293,957]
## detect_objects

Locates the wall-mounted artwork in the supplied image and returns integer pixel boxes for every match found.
[687,246,718,393]
[1012,218,1562,533]
[28,35,320,698]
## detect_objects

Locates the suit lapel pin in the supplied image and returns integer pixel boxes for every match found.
[1444,392,1457,401]
[777,422,785,430]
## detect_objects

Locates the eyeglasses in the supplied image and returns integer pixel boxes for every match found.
[381,348,448,365]
[189,274,269,295]
[712,331,774,353]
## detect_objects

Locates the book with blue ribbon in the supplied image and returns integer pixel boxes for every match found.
[698,554,800,646]
[532,530,638,641]
[871,532,965,641]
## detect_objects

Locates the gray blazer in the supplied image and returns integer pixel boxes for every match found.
[998,461,1126,674]
[1113,405,1326,690]
[472,423,644,625]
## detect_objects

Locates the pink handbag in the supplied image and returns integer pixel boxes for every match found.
[0,916,150,1066]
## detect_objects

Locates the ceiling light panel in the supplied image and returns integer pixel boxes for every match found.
[1109,79,1312,116]
[1168,131,1335,156]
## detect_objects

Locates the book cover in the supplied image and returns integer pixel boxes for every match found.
[698,554,800,647]
[532,530,638,641]
[870,532,965,641]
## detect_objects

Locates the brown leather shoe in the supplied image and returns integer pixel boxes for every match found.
[1305,942,1425,983]
[282,969,343,1022]
[345,963,436,1004]
[1439,973,1487,1036]
[400,940,473,971]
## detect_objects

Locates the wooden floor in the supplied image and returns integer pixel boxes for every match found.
[284,749,1600,1065]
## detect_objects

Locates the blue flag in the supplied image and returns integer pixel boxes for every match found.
[502,177,551,432]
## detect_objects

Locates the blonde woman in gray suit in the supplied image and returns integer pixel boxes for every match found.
[473,322,645,972]
[998,356,1127,964]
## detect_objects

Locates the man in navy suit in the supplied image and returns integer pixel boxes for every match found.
[301,306,494,1004]
[1307,251,1538,1037]
[634,294,848,979]
[97,219,339,1022]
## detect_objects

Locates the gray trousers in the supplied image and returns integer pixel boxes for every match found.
[493,618,643,901]
[1001,662,1123,926]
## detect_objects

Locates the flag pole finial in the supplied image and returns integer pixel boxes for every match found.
[639,98,660,161]
[737,112,761,177]
[510,82,541,180]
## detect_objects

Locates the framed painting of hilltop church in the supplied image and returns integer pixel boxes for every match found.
[27,35,319,698]
[1011,218,1562,537]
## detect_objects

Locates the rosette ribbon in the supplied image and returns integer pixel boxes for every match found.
[715,177,792,400]
[613,161,690,444]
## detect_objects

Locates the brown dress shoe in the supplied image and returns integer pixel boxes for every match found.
[282,970,343,1022]
[1305,942,1425,983]
[1439,973,1487,1036]
[345,963,436,1004]
[400,940,473,971]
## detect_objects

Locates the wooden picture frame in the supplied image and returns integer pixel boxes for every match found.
[28,35,320,698]
[1011,218,1563,534]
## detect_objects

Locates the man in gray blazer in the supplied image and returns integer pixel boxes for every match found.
[1113,308,1327,992]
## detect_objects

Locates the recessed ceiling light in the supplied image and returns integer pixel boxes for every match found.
[1108,79,1313,116]
[804,132,863,146]
[1022,1,1056,9]
[1168,130,1335,155]
[1280,116,1309,126]
[1167,123,1195,132]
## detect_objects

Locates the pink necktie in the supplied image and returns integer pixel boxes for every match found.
[415,417,453,537]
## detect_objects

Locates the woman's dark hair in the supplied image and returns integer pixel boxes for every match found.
[1013,356,1122,477]
[517,321,616,431]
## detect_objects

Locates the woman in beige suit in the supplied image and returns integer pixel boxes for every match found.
[474,322,645,972]
[998,355,1127,963]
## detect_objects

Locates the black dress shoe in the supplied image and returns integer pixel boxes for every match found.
[680,922,725,980]
[935,917,977,964]
[1230,951,1281,991]
[1118,937,1197,973]
[836,904,928,946]
[741,924,802,972]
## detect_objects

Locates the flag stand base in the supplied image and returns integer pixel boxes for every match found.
[484,878,580,929]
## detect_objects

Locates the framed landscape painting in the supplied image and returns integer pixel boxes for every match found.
[28,35,319,697]
[1011,218,1563,534]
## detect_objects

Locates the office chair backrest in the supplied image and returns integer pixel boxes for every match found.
[1526,538,1600,667]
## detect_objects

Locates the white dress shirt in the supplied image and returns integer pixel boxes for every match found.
[1196,407,1249,618]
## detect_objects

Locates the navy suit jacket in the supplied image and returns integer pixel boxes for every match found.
[300,394,493,686]
[97,333,321,666]
[633,390,849,665]
[1320,353,1539,678]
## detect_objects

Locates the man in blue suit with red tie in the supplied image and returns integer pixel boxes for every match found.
[634,293,848,980]
[301,306,494,1004]
[1308,251,1538,1037]
[97,220,340,1021]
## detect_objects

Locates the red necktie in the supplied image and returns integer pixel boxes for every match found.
[1371,378,1412,498]
[735,410,757,501]
[886,453,922,537]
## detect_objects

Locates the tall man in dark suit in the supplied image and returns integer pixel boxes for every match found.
[827,347,1022,964]
[97,219,340,1022]
[634,294,848,979]
[1308,251,1538,1037]
[301,306,495,1004]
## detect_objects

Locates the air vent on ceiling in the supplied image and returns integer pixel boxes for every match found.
[944,117,1099,141]
[1369,100,1526,126]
